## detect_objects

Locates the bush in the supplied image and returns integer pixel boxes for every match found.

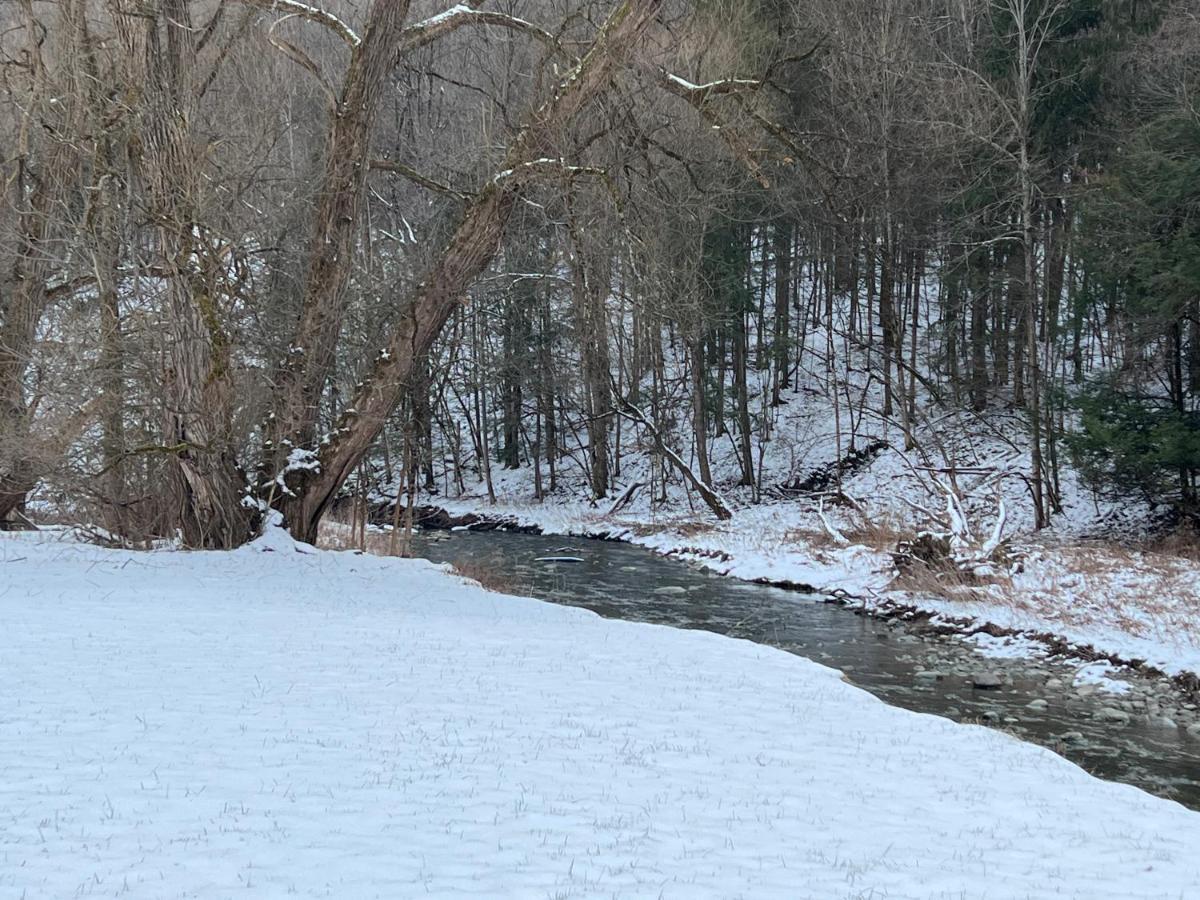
[1068,381,1200,518]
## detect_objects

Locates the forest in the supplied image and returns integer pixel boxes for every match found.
[7,2,1200,894]
[0,0,1197,548]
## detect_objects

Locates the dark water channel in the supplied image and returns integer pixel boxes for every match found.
[409,529,1200,810]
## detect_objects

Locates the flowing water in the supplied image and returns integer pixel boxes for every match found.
[409,529,1200,810]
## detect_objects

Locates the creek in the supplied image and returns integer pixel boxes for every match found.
[408,528,1200,810]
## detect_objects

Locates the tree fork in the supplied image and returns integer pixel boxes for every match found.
[273,0,664,543]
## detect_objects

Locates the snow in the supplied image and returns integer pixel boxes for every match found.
[1074,660,1135,696]
[3,530,1200,898]
[408,2,471,31]
[274,448,322,495]
[383,250,1200,684]
[264,0,361,46]
[664,72,761,92]
[966,631,1049,660]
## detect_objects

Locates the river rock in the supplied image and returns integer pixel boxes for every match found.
[1058,731,1084,742]
[971,672,1004,690]
[1026,699,1049,711]
[914,670,945,682]
[1096,707,1131,724]
[652,586,687,595]
[1187,722,1200,737]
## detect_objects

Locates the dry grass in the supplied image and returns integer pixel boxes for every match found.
[843,513,909,552]
[317,520,415,557]
[624,518,716,539]
[317,519,523,594]
[673,520,718,538]
[447,560,522,594]
[783,507,908,554]
[1140,524,1200,563]
[781,526,843,550]
[890,563,1005,603]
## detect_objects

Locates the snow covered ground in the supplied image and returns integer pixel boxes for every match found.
[3,527,1200,898]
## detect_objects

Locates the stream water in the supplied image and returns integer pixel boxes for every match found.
[408,528,1200,810]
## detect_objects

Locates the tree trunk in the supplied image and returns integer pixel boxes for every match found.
[690,332,713,489]
[264,0,415,469]
[0,5,88,524]
[733,308,755,486]
[569,207,612,500]
[115,0,254,547]
[771,219,792,405]
[275,0,664,542]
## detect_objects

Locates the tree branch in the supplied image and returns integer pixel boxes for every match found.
[397,1,568,59]
[266,15,340,110]
[656,69,771,188]
[238,0,361,47]
[369,158,472,199]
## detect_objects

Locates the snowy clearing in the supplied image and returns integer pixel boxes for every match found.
[3,528,1200,899]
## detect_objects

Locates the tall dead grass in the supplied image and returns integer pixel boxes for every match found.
[447,560,522,593]
[317,520,412,556]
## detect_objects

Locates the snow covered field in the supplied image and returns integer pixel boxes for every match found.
[3,527,1200,898]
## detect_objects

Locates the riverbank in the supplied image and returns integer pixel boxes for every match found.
[4,526,1200,898]
[426,489,1200,699]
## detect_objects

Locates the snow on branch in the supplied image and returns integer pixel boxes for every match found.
[398,2,567,58]
[655,68,771,188]
[817,496,850,546]
[490,158,605,186]
[660,71,762,98]
[240,0,361,47]
[897,477,1011,575]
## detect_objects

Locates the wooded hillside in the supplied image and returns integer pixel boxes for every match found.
[1,0,1196,545]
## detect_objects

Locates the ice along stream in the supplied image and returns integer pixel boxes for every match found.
[408,528,1200,810]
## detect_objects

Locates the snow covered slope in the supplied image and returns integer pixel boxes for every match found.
[2,527,1199,898]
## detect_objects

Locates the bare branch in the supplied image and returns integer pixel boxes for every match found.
[238,0,361,47]
[266,15,340,110]
[397,1,568,58]
[369,158,472,199]
[656,69,771,188]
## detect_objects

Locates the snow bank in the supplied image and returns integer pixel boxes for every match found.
[2,532,1198,898]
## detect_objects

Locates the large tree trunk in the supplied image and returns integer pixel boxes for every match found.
[263,0,414,471]
[0,3,88,525]
[116,0,254,547]
[275,0,665,542]
[93,160,128,534]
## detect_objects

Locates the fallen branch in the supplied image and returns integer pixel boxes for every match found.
[817,496,849,546]
[608,377,732,521]
[606,480,644,517]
